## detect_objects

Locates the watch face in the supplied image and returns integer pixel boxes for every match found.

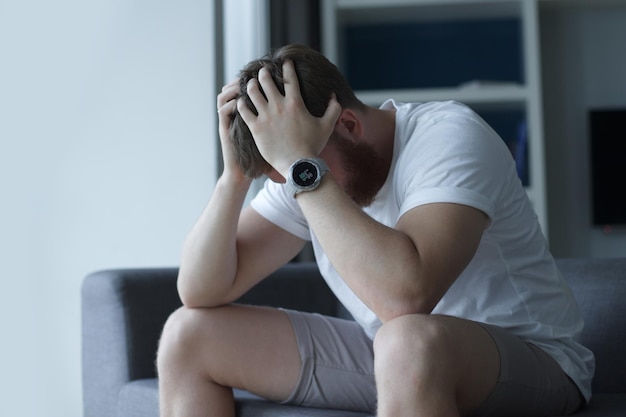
[292,161,318,187]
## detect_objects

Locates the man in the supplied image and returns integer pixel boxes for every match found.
[157,44,594,417]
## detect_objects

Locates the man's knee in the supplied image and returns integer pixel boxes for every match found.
[374,314,453,362]
[373,314,500,414]
[372,314,464,392]
[157,305,226,372]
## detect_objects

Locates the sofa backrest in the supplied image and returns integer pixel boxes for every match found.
[556,258,626,394]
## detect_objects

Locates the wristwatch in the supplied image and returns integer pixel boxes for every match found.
[286,157,329,198]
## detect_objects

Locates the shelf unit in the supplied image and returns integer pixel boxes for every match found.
[322,0,548,236]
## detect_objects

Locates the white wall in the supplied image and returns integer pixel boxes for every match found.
[223,0,270,203]
[0,1,218,416]
[541,5,626,258]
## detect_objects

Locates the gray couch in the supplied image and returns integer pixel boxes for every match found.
[82,259,626,417]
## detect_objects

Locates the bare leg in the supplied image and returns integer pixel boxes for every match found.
[157,304,301,417]
[374,314,500,417]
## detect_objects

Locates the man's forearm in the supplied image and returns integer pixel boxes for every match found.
[177,175,252,307]
[295,175,424,322]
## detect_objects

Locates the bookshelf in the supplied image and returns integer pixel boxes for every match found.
[322,0,548,236]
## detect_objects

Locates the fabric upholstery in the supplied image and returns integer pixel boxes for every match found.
[82,267,180,417]
[82,259,626,417]
[556,258,626,393]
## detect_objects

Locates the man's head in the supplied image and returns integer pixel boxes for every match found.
[229,44,366,178]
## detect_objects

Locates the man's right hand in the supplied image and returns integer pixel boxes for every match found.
[217,77,251,185]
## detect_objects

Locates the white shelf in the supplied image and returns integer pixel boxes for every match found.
[355,85,529,107]
[323,0,549,237]
[539,0,626,10]
[335,0,522,23]
[337,0,510,5]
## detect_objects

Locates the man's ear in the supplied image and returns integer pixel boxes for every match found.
[335,108,364,140]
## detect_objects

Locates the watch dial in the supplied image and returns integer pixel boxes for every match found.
[292,161,317,187]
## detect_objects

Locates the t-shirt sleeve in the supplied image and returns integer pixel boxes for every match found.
[250,179,311,241]
[396,110,514,224]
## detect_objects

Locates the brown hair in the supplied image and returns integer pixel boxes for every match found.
[229,44,365,178]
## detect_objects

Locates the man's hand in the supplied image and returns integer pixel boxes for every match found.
[217,77,252,185]
[237,59,342,177]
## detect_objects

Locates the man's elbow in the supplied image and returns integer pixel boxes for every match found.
[177,281,229,309]
[177,288,208,309]
[376,293,438,324]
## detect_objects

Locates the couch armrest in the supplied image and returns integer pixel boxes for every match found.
[82,268,181,417]
[81,262,336,417]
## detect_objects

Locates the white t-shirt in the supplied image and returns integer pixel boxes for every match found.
[250,100,595,401]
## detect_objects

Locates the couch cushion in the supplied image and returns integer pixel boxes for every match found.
[117,378,372,417]
[118,379,159,417]
[572,393,626,417]
[556,258,626,393]
[237,397,372,417]
[117,378,624,417]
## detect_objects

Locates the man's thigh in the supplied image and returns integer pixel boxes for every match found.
[472,322,584,417]
[279,312,497,413]
[376,315,582,416]
[279,311,583,416]
[162,304,302,402]
[280,309,378,412]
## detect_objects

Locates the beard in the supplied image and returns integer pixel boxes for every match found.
[329,131,389,207]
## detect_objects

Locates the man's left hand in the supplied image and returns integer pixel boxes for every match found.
[237,59,342,177]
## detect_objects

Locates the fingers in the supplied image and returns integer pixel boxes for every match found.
[217,78,241,131]
[218,59,299,116]
[281,59,300,99]
[218,99,237,124]
[247,61,301,112]
[245,65,288,116]
[217,78,239,108]
[257,66,283,101]
[321,93,342,127]
[244,77,267,116]
[237,92,257,129]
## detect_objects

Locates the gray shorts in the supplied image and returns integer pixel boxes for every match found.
[281,309,584,416]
